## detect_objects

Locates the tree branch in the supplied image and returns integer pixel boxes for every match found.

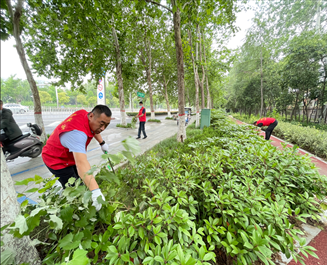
[5,0,14,22]
[145,0,173,13]
[182,1,192,10]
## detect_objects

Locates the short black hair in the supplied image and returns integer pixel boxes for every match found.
[0,100,3,104]
[139,101,143,104]
[91,105,112,117]
[253,121,257,126]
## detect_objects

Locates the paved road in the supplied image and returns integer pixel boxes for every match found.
[13,111,170,135]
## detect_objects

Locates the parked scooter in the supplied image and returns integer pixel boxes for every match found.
[1,123,43,161]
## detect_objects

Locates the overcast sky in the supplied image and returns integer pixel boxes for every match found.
[0,8,254,81]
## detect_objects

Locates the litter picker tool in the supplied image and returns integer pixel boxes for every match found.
[105,151,115,174]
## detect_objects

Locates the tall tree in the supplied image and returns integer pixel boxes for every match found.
[3,0,47,141]
[187,27,200,127]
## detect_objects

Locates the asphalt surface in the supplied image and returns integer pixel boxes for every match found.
[13,111,158,135]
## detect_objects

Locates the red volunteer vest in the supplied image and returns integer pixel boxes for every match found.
[138,107,146,122]
[42,110,95,170]
[257,117,276,126]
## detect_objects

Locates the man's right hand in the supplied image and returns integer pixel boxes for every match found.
[91,188,105,211]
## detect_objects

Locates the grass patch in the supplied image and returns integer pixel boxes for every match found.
[116,123,132,128]
[165,117,174,120]
[147,119,161,123]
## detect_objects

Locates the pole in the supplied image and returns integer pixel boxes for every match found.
[56,87,59,108]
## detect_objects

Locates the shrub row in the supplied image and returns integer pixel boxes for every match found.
[7,110,327,265]
[284,120,327,132]
[127,111,178,117]
[232,113,327,159]
[147,119,161,123]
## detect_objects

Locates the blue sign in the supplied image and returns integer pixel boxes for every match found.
[99,92,103,99]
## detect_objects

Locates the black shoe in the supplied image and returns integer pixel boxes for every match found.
[136,137,141,139]
[143,136,147,139]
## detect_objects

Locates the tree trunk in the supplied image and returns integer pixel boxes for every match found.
[314,99,318,122]
[188,28,200,128]
[112,25,126,125]
[140,34,155,119]
[187,85,191,107]
[172,1,186,142]
[1,149,41,264]
[146,68,155,119]
[260,45,263,118]
[302,101,305,123]
[202,31,211,109]
[7,0,47,142]
[319,58,326,122]
[290,93,299,121]
[163,76,171,116]
[198,25,205,109]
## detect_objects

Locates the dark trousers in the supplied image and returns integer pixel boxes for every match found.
[138,122,147,137]
[0,134,6,143]
[46,165,80,188]
[265,120,278,140]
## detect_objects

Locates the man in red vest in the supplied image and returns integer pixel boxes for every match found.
[136,101,147,139]
[253,117,278,140]
[42,105,112,211]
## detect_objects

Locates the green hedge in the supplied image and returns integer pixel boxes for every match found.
[127,111,178,116]
[8,109,327,265]
[147,119,161,123]
[232,113,327,159]
[284,120,327,132]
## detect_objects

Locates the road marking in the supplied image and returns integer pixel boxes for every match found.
[11,164,45,177]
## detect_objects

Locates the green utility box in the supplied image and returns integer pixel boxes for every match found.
[200,109,211,129]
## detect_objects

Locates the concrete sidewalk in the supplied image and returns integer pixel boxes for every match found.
[11,119,188,203]
[233,118,327,265]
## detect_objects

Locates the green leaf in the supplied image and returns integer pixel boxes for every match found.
[67,249,89,265]
[244,242,253,249]
[227,231,232,243]
[13,215,28,234]
[203,252,216,261]
[121,253,130,262]
[295,208,300,215]
[26,188,39,193]
[128,226,135,237]
[15,178,34,186]
[0,249,15,265]
[143,257,153,264]
[108,245,118,253]
[138,227,145,239]
[34,175,43,184]
[154,256,164,263]
[49,215,63,231]
[122,137,141,154]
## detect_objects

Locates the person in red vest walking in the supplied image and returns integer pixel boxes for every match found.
[42,105,112,211]
[136,101,147,139]
[253,117,278,140]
